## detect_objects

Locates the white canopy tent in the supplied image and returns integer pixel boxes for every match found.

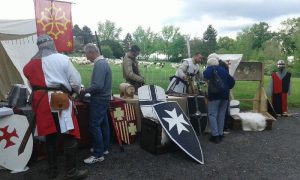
[0,19,38,101]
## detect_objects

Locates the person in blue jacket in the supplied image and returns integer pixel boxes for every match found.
[203,53,235,143]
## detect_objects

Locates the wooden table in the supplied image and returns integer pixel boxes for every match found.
[113,94,188,131]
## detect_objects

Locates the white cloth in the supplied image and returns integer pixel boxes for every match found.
[47,92,74,133]
[238,112,266,131]
[42,53,81,133]
[42,53,81,93]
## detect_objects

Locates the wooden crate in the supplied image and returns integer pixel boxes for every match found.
[231,62,277,131]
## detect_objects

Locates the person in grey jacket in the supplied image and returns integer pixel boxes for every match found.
[81,43,112,164]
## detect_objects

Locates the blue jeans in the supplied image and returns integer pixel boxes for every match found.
[89,98,110,157]
[208,99,228,136]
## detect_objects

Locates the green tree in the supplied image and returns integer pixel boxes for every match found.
[159,25,180,60]
[73,24,83,52]
[279,17,300,55]
[73,24,82,38]
[202,25,218,58]
[97,20,122,41]
[250,22,273,49]
[231,22,273,61]
[101,45,114,59]
[123,33,132,52]
[82,25,94,45]
[234,29,254,60]
[294,28,300,59]
[73,39,83,53]
[291,58,300,77]
[169,34,186,62]
[132,26,158,60]
[189,37,204,57]
[262,39,284,61]
[101,40,124,59]
[217,36,235,53]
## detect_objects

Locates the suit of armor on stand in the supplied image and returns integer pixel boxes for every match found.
[268,60,292,115]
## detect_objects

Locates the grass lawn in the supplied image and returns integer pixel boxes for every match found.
[74,62,300,108]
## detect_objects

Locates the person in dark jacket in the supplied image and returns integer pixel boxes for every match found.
[203,53,235,143]
[218,58,230,131]
[81,43,112,164]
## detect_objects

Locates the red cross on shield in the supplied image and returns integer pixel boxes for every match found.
[0,114,33,172]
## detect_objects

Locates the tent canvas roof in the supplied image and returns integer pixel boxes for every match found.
[0,19,36,40]
[0,19,38,101]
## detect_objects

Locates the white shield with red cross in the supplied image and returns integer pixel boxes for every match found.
[0,114,33,172]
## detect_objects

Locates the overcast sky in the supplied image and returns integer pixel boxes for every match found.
[1,0,300,39]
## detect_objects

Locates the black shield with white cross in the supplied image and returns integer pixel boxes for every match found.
[153,101,204,164]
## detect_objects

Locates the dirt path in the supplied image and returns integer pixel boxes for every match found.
[1,109,300,180]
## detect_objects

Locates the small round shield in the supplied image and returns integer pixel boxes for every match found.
[0,114,33,171]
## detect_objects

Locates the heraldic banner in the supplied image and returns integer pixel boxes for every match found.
[34,0,73,52]
[110,99,137,144]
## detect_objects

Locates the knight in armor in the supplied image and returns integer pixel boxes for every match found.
[122,45,144,92]
[23,35,88,179]
[166,52,203,94]
[268,60,292,116]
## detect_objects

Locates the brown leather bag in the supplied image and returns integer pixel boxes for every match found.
[50,92,70,110]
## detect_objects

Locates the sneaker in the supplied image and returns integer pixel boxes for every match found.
[103,150,109,155]
[84,156,104,164]
[223,131,231,135]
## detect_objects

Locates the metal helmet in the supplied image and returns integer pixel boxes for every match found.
[277,60,285,68]
[33,34,57,59]
[37,34,53,46]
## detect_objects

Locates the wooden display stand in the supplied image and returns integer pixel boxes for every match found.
[113,94,188,132]
[231,62,276,130]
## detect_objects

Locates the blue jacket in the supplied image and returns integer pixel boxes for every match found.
[203,66,235,101]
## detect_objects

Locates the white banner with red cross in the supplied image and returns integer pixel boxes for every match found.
[218,54,243,76]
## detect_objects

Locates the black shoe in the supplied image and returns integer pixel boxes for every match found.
[219,134,224,141]
[209,135,221,144]
[47,166,58,179]
[65,168,88,180]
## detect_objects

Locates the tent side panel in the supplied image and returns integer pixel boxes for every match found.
[0,43,23,100]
